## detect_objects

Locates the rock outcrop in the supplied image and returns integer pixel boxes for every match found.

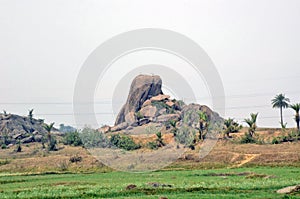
[111,74,223,132]
[115,75,163,125]
[0,113,49,144]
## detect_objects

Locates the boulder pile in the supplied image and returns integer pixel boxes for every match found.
[100,74,223,133]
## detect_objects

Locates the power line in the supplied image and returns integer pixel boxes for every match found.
[0,89,299,105]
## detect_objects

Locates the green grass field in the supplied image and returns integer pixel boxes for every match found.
[1,167,299,199]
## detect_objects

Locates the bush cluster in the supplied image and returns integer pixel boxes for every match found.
[271,131,299,144]
[63,131,83,146]
[240,133,256,144]
[80,127,109,148]
[110,134,140,151]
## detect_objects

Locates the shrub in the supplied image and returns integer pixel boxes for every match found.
[151,101,175,114]
[147,132,165,150]
[1,144,7,149]
[63,131,83,146]
[110,134,140,151]
[57,161,69,171]
[80,127,109,148]
[69,155,82,163]
[0,159,10,166]
[147,141,159,150]
[240,133,256,144]
[175,125,196,148]
[271,137,281,144]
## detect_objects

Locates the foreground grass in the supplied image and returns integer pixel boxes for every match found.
[0,167,299,198]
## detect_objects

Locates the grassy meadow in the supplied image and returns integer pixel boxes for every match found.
[0,128,300,198]
[0,167,300,199]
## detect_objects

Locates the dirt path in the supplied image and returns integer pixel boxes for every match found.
[230,153,260,168]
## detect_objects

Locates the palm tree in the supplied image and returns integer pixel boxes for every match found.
[271,94,290,126]
[198,111,208,140]
[43,122,55,150]
[169,120,177,135]
[155,132,165,147]
[28,109,34,123]
[290,103,300,132]
[223,118,242,138]
[244,113,258,137]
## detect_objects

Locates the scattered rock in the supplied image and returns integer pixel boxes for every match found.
[126,184,137,190]
[142,99,152,107]
[277,185,300,194]
[34,135,43,142]
[111,122,128,132]
[147,182,173,188]
[156,114,180,123]
[165,101,174,107]
[13,133,23,140]
[150,94,170,101]
[158,108,166,115]
[21,136,34,144]
[124,112,136,124]
[138,118,151,126]
[98,125,111,133]
[140,105,157,118]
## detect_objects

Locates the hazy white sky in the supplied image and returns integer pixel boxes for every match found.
[0,0,299,128]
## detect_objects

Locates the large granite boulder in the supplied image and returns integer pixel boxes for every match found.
[115,75,163,125]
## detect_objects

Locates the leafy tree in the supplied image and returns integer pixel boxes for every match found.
[109,134,140,151]
[80,127,109,148]
[198,111,208,140]
[271,94,290,127]
[244,113,258,138]
[63,131,82,146]
[290,103,300,132]
[223,118,242,138]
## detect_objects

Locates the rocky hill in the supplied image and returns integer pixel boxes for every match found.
[0,113,48,145]
[100,74,223,134]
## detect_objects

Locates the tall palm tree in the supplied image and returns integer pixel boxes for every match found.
[290,103,300,132]
[43,122,55,144]
[28,109,34,123]
[244,113,258,137]
[271,94,290,126]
